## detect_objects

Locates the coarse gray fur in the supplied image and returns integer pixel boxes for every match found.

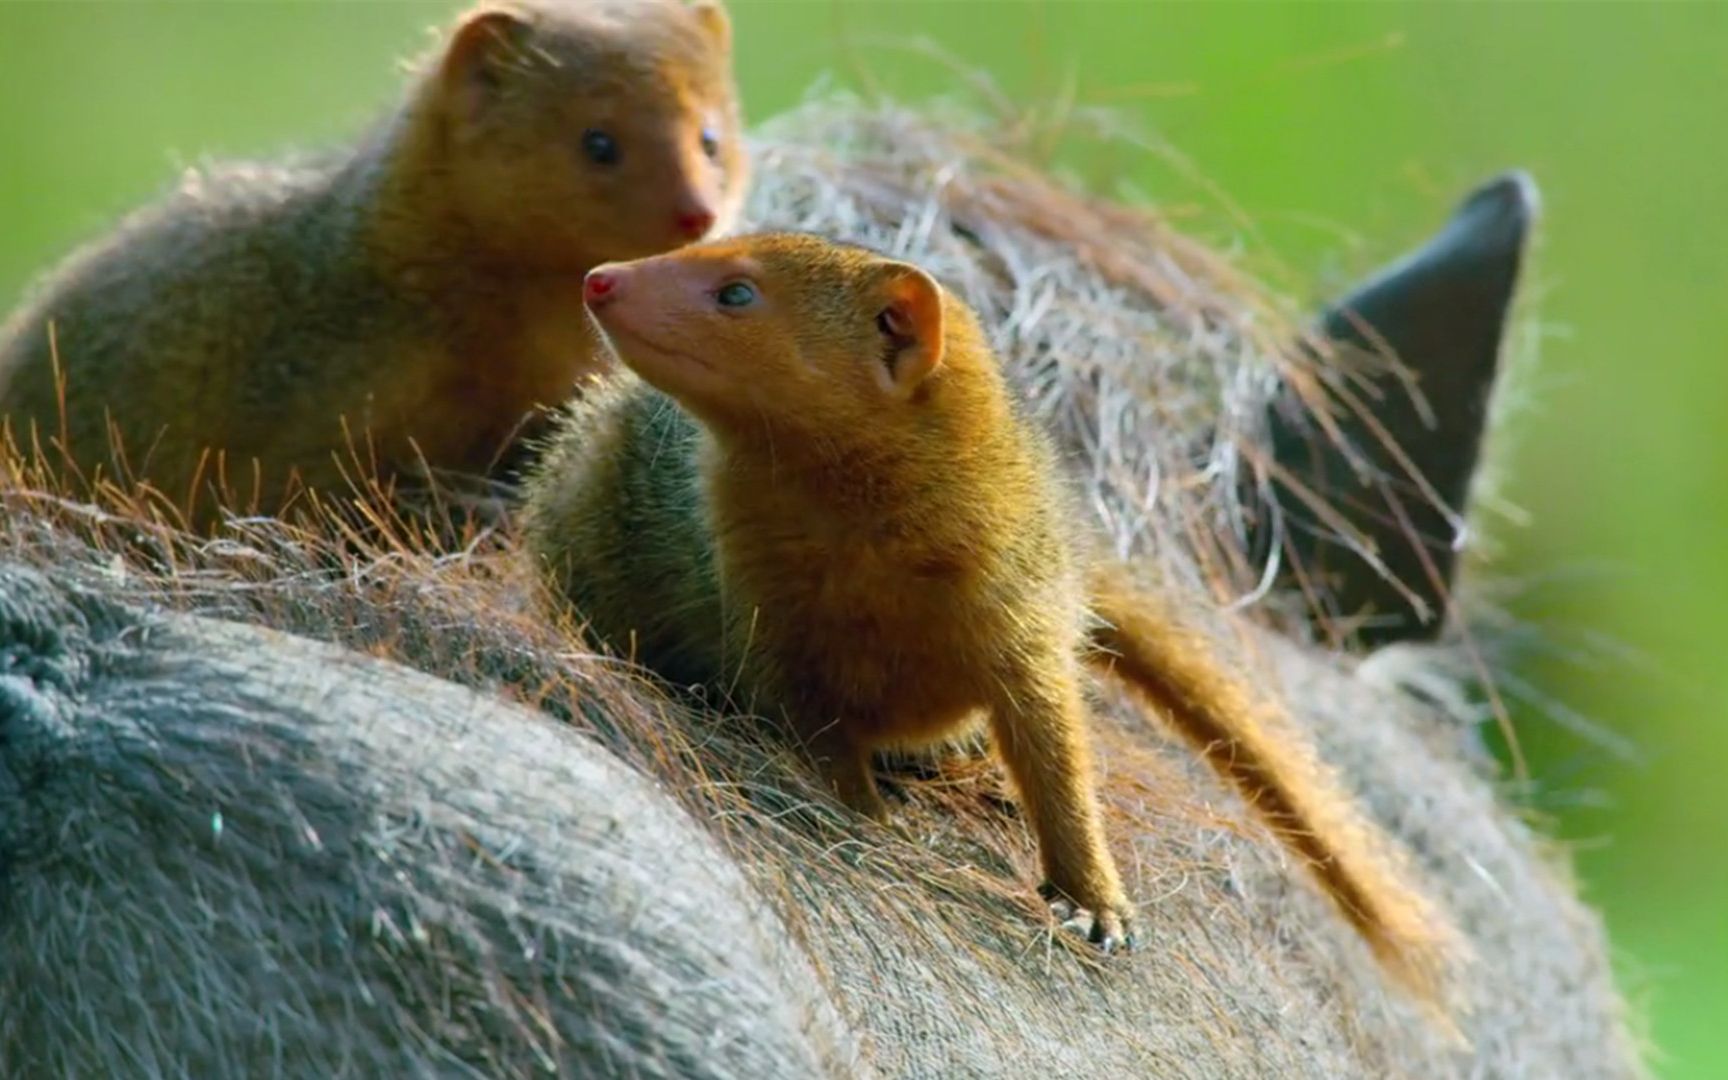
[0,96,1645,1078]
[0,526,1645,1077]
[0,562,864,1079]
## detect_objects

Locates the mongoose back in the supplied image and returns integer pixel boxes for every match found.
[0,0,748,527]
[522,234,1454,987]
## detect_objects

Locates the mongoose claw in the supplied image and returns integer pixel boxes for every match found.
[1089,909,1138,955]
[1040,883,1137,955]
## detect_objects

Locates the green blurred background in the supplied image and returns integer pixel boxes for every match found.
[1,1,1721,1072]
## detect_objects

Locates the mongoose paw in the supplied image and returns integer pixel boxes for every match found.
[873,774,913,809]
[835,786,892,825]
[1039,882,1138,955]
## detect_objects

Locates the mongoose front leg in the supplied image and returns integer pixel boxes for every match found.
[805,723,890,823]
[989,663,1136,953]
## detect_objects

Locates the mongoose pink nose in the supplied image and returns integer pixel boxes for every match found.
[676,208,715,239]
[583,269,618,307]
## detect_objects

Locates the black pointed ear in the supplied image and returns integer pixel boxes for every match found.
[1252,170,1540,648]
[875,265,946,396]
[690,1,732,52]
[441,6,531,111]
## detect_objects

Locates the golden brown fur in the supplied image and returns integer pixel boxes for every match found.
[526,233,1134,946]
[0,92,1642,1078]
[523,233,1457,984]
[0,0,748,528]
[1085,562,1455,1000]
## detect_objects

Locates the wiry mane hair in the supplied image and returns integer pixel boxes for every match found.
[0,95,1644,1079]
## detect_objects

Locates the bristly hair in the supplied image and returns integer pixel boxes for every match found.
[0,89,1643,1080]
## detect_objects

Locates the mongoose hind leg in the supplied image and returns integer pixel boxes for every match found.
[989,663,1137,953]
[1038,883,1135,954]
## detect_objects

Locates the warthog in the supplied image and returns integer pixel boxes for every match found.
[0,98,1644,1078]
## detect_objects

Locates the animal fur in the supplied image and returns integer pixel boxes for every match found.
[0,95,1646,1078]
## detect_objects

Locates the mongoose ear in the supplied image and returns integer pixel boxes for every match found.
[1251,170,1539,648]
[441,6,531,105]
[689,1,732,52]
[876,266,946,394]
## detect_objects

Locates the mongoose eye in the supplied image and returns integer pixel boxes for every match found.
[700,127,721,160]
[715,281,757,308]
[581,129,620,166]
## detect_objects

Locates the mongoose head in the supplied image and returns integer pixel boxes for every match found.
[434,0,748,270]
[580,232,992,439]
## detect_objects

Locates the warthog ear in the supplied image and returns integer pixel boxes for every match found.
[1252,171,1540,648]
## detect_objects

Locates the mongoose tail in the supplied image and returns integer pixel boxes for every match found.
[1086,562,1460,1006]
